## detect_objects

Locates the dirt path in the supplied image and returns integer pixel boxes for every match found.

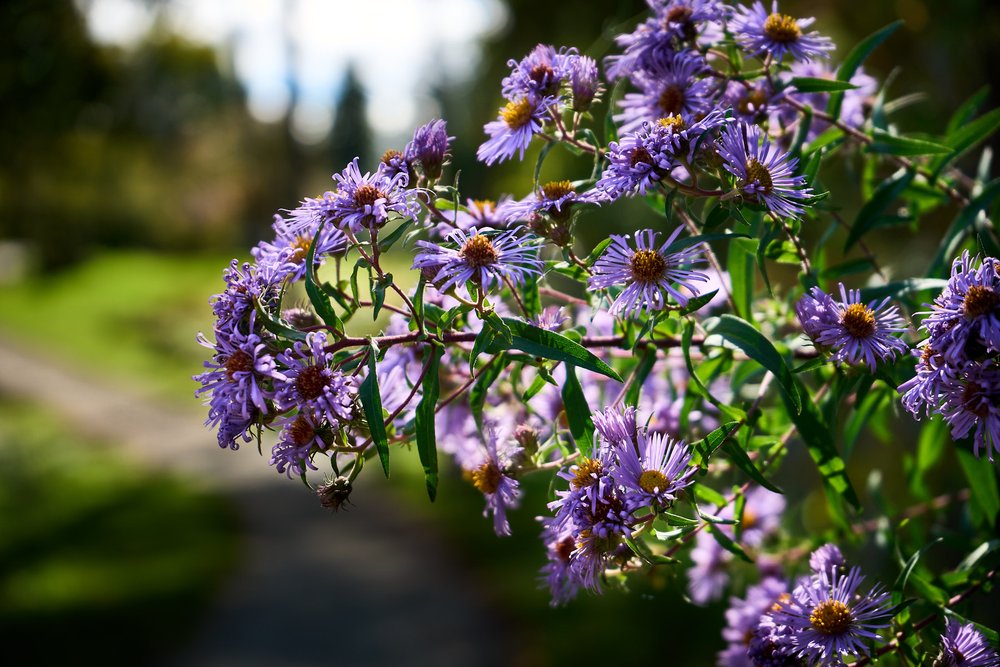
[0,335,511,667]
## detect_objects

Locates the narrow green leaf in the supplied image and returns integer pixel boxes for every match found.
[957,539,1000,574]
[790,77,859,93]
[929,178,1000,277]
[721,438,783,493]
[691,421,742,466]
[709,315,801,414]
[845,169,916,251]
[828,20,903,118]
[359,349,390,477]
[469,352,505,430]
[932,107,1000,174]
[706,522,753,563]
[305,231,345,331]
[533,142,556,189]
[562,364,595,456]
[624,348,656,407]
[253,299,307,342]
[693,483,727,508]
[957,445,1000,527]
[664,232,750,256]
[866,129,953,157]
[485,317,622,382]
[893,538,943,604]
[728,238,757,319]
[416,345,443,501]
[378,219,414,251]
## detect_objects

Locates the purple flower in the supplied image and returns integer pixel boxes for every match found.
[719,121,812,219]
[808,544,845,578]
[775,62,877,140]
[747,607,803,667]
[774,566,892,665]
[739,486,786,548]
[723,80,783,124]
[605,0,731,81]
[612,431,695,510]
[732,1,834,63]
[269,413,326,478]
[404,118,453,181]
[796,284,908,371]
[593,406,638,447]
[937,619,1000,667]
[274,331,358,426]
[539,517,582,606]
[937,361,1000,461]
[688,530,731,605]
[568,55,601,111]
[719,577,789,667]
[614,49,715,135]
[477,95,553,166]
[195,312,281,447]
[412,227,542,294]
[252,213,347,283]
[530,305,569,331]
[502,44,576,99]
[379,149,410,179]
[921,253,1000,361]
[505,179,603,222]
[328,158,419,233]
[469,425,522,536]
[210,259,285,332]
[588,227,709,317]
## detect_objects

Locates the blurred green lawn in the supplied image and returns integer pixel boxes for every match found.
[0,399,240,666]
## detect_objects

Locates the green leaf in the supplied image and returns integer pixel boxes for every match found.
[721,438,783,494]
[845,169,916,251]
[790,77,859,93]
[378,219,414,251]
[728,238,757,319]
[305,231,345,331]
[561,364,595,456]
[804,126,845,155]
[928,177,1000,277]
[866,129,953,156]
[893,538,943,605]
[693,483,727,508]
[624,348,656,407]
[359,349,390,477]
[957,539,1000,574]
[706,522,753,563]
[691,421,742,466]
[416,344,443,501]
[957,445,1000,527]
[859,278,949,302]
[709,315,801,414]
[828,20,903,119]
[586,237,613,264]
[485,318,622,382]
[469,353,505,430]
[946,85,991,135]
[471,310,512,367]
[533,141,556,189]
[371,273,391,320]
[678,289,719,315]
[932,107,1000,174]
[664,232,750,256]
[253,299,307,342]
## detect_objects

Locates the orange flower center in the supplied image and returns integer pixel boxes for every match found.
[763,13,802,43]
[841,303,876,338]
[630,249,667,283]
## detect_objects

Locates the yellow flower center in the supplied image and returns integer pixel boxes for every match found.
[571,457,604,489]
[380,148,403,165]
[630,249,667,283]
[472,461,502,494]
[459,234,499,268]
[809,600,853,635]
[963,285,999,319]
[472,199,495,210]
[541,180,575,200]
[745,159,774,194]
[841,303,877,338]
[638,469,671,494]
[289,235,312,263]
[658,85,686,115]
[763,13,802,43]
[501,98,535,129]
[224,350,253,379]
[657,114,687,132]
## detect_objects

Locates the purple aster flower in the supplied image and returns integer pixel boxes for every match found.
[808,544,846,578]
[588,227,709,317]
[404,118,453,182]
[252,213,347,283]
[688,530,731,605]
[412,227,542,294]
[269,413,326,478]
[501,44,576,99]
[568,55,601,111]
[593,406,639,447]
[718,122,813,219]
[719,577,789,667]
[723,79,783,124]
[937,360,1000,461]
[732,1,834,63]
[327,158,420,233]
[937,619,1000,667]
[529,305,569,332]
[796,284,908,371]
[378,148,410,179]
[505,179,604,222]
[195,313,281,447]
[774,566,892,666]
[747,607,804,667]
[429,197,517,239]
[614,49,715,135]
[605,0,731,81]
[612,431,696,510]
[469,424,522,536]
[477,95,553,166]
[898,342,954,418]
[210,259,285,332]
[539,517,582,606]
[274,331,358,426]
[739,486,786,548]
[921,253,1000,361]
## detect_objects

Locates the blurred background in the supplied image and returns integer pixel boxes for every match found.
[1,1,998,665]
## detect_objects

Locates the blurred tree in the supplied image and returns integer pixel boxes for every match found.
[328,65,373,171]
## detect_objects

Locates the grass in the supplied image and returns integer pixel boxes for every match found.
[0,398,241,666]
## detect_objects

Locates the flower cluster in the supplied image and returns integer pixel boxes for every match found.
[900,253,1000,460]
